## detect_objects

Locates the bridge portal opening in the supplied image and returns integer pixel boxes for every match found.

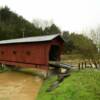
[49,45,60,61]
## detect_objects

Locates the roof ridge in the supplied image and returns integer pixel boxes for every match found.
[0,33,60,41]
[0,33,61,44]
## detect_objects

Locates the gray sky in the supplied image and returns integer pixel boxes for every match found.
[0,0,100,32]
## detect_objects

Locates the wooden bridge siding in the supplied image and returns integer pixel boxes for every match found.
[0,42,49,66]
[0,37,63,70]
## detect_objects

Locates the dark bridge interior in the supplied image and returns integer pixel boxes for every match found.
[49,45,60,61]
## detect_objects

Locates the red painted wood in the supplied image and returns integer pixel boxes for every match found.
[0,37,63,70]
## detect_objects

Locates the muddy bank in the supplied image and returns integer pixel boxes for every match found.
[0,72,42,100]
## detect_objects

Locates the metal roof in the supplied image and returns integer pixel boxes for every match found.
[0,34,62,44]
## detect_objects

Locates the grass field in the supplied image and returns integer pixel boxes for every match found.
[37,69,100,100]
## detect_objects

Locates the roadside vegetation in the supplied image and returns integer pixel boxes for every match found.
[37,69,100,100]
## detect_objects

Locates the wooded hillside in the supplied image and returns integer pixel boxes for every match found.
[0,6,60,40]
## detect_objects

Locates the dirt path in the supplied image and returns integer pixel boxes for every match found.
[0,72,43,100]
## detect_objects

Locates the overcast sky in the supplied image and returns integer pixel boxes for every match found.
[0,0,100,32]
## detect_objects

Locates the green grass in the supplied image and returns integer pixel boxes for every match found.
[0,66,11,73]
[37,69,100,100]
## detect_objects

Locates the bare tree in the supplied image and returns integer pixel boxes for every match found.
[32,19,53,30]
[90,28,100,53]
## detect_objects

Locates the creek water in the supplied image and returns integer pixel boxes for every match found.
[0,72,42,100]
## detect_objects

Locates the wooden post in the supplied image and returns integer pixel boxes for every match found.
[94,60,98,69]
[97,60,100,68]
[89,59,92,68]
[78,63,80,70]
[85,61,86,68]
[81,62,83,69]
[1,64,4,69]
[98,60,100,68]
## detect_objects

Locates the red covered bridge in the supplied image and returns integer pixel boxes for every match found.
[0,34,64,71]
